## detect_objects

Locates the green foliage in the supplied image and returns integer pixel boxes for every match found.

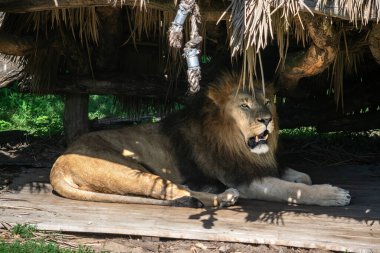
[10,224,36,239]
[280,127,319,138]
[0,88,64,136]
[88,95,124,120]
[0,241,95,253]
[0,90,128,137]
[0,120,12,130]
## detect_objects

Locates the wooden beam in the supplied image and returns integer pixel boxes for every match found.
[0,0,378,21]
[0,0,176,13]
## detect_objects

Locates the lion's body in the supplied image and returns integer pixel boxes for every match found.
[51,73,351,207]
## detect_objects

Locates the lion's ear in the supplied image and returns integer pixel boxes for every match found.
[207,86,223,105]
[264,83,276,98]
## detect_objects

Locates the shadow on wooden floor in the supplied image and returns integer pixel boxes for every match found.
[0,163,379,252]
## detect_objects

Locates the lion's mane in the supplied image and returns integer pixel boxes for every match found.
[161,72,279,187]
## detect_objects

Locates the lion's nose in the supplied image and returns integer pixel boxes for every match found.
[257,117,272,126]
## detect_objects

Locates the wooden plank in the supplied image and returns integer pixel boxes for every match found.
[1,189,379,253]
[0,165,379,253]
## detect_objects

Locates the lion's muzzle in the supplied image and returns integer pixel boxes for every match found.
[247,130,269,154]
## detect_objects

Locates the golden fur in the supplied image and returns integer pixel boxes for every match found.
[51,72,350,207]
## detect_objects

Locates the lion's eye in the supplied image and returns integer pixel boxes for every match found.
[240,104,250,110]
[265,99,271,106]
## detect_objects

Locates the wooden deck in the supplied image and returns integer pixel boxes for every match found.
[0,165,379,253]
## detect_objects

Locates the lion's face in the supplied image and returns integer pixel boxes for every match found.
[206,73,278,156]
[225,89,275,155]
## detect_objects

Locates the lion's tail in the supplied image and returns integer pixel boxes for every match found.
[50,172,175,206]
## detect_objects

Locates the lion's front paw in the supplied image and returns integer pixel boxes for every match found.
[218,188,239,207]
[314,184,351,206]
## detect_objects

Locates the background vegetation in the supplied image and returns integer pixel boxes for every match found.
[0,88,379,150]
[0,88,126,136]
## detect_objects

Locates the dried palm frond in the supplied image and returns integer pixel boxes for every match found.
[227,0,377,100]
[0,8,99,91]
[52,8,100,45]
[229,0,310,55]
[228,0,312,93]
[228,0,245,56]
[124,6,162,44]
[110,0,148,10]
[329,26,366,110]
[272,11,308,70]
[317,0,380,25]
[245,0,273,52]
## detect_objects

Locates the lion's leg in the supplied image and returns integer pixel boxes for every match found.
[107,169,240,207]
[281,167,312,185]
[51,154,239,207]
[236,177,350,206]
[101,168,239,207]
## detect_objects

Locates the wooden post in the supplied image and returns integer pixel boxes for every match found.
[64,94,89,145]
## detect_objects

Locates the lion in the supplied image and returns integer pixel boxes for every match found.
[50,72,351,207]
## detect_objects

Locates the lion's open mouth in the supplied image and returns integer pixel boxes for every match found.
[247,130,269,154]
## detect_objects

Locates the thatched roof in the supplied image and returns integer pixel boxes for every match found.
[0,0,379,110]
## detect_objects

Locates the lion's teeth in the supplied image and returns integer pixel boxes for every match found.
[255,136,259,143]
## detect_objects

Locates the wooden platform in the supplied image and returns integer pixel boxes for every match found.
[1,165,380,253]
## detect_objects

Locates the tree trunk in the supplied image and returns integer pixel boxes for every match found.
[64,94,89,145]
[277,13,339,96]
[368,23,380,64]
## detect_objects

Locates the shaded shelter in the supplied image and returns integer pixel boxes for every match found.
[0,2,380,251]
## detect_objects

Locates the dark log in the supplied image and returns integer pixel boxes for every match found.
[368,23,380,64]
[0,0,176,12]
[0,0,130,12]
[0,0,377,21]
[20,75,187,98]
[0,31,48,56]
[64,94,89,144]
[0,31,61,57]
[277,13,339,95]
[316,112,380,133]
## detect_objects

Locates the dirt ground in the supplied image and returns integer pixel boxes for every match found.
[1,130,379,253]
